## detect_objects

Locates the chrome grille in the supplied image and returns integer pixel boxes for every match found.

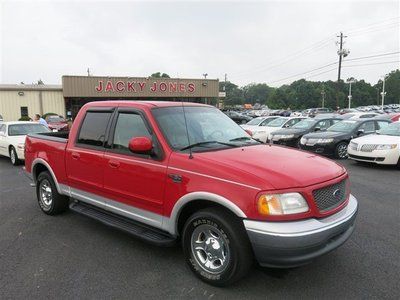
[312,179,347,212]
[361,144,377,152]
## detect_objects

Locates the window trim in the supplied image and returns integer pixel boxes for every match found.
[74,107,115,151]
[105,107,164,161]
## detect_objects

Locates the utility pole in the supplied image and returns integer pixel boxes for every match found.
[321,88,325,108]
[347,78,356,109]
[336,32,349,109]
[381,75,387,109]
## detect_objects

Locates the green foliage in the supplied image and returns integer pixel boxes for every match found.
[150,72,170,78]
[221,69,399,109]
[18,116,31,121]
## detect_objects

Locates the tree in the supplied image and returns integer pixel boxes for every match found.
[150,72,170,78]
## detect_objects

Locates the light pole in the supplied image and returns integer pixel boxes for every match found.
[347,78,356,109]
[380,75,387,109]
[321,89,325,108]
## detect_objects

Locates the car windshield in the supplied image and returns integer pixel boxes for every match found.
[327,120,358,133]
[292,119,316,129]
[266,117,287,127]
[8,123,50,136]
[378,122,400,136]
[47,116,65,122]
[245,117,264,125]
[152,106,258,151]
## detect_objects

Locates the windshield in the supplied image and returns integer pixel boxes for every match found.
[266,117,288,127]
[8,123,50,136]
[292,119,316,129]
[328,120,358,133]
[379,122,400,136]
[47,116,65,122]
[152,106,257,151]
[246,117,264,125]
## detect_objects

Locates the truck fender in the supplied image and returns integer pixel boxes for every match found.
[31,158,65,195]
[164,191,247,236]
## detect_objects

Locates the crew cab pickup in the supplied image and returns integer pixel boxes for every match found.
[25,101,358,286]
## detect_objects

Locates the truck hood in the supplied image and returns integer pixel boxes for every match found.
[351,134,400,145]
[195,145,346,190]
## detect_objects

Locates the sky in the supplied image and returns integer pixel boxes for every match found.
[0,0,399,87]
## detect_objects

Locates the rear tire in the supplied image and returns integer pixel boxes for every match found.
[182,207,253,286]
[9,146,21,166]
[36,171,69,215]
[335,142,348,159]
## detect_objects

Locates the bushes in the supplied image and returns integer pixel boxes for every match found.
[18,116,32,121]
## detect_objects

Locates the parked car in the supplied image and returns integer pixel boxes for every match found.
[45,115,69,131]
[0,114,3,121]
[240,116,279,133]
[299,119,391,159]
[0,121,50,165]
[24,101,358,286]
[224,111,252,124]
[348,112,380,119]
[348,122,399,167]
[308,108,333,118]
[270,117,341,148]
[252,117,307,143]
[390,113,400,122]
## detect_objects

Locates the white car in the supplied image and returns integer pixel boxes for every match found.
[240,116,279,132]
[0,121,50,165]
[252,117,307,143]
[342,112,380,120]
[348,122,400,167]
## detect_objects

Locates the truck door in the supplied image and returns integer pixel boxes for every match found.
[65,108,113,198]
[102,108,167,224]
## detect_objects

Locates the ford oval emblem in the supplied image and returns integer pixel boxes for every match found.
[333,189,341,198]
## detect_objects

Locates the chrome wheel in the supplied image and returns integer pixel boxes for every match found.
[337,143,348,159]
[191,224,230,274]
[39,179,53,209]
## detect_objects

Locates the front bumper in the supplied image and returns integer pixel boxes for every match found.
[299,143,336,156]
[244,194,358,268]
[272,138,299,148]
[348,148,399,165]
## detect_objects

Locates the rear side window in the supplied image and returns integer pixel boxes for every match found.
[112,113,151,151]
[77,111,112,147]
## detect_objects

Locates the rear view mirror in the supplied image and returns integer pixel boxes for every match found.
[357,129,365,136]
[129,136,153,154]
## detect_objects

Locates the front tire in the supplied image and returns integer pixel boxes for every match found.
[36,171,69,215]
[335,142,348,159]
[182,208,253,286]
[9,146,21,166]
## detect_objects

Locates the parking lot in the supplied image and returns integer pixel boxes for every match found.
[0,156,398,299]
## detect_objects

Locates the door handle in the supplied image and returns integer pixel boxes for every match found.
[108,161,120,169]
[71,152,80,160]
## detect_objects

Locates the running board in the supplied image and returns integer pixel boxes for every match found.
[69,201,176,247]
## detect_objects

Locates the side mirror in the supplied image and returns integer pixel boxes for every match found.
[128,136,153,154]
[357,129,365,136]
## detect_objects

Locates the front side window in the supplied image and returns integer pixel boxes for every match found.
[267,118,288,127]
[316,120,330,130]
[377,121,390,130]
[359,121,375,133]
[379,122,400,136]
[77,111,112,147]
[112,113,151,151]
[8,124,49,136]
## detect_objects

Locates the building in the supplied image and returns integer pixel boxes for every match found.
[0,75,219,121]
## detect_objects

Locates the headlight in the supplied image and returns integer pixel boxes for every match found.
[316,138,334,144]
[257,193,309,215]
[376,144,397,150]
[274,134,295,140]
[300,137,307,144]
[17,143,25,150]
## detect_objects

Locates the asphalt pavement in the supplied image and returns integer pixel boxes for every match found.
[0,156,399,299]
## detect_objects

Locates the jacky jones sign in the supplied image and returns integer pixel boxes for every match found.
[95,80,196,93]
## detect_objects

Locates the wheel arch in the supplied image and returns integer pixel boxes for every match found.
[167,192,247,236]
[32,158,62,194]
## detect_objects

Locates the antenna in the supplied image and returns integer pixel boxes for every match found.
[181,100,193,159]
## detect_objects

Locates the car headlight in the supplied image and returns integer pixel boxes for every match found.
[17,143,25,150]
[300,137,307,144]
[316,138,334,144]
[274,134,295,140]
[376,144,397,150]
[257,193,309,215]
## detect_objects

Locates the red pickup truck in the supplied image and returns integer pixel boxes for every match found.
[24,101,358,286]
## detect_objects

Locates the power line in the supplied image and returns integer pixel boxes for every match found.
[345,51,400,62]
[343,60,400,68]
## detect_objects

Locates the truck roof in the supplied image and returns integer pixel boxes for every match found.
[83,101,211,109]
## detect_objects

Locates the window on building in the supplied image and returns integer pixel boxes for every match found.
[77,111,112,147]
[20,107,28,117]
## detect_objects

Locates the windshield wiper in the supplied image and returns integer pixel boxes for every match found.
[229,136,252,142]
[180,141,237,151]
